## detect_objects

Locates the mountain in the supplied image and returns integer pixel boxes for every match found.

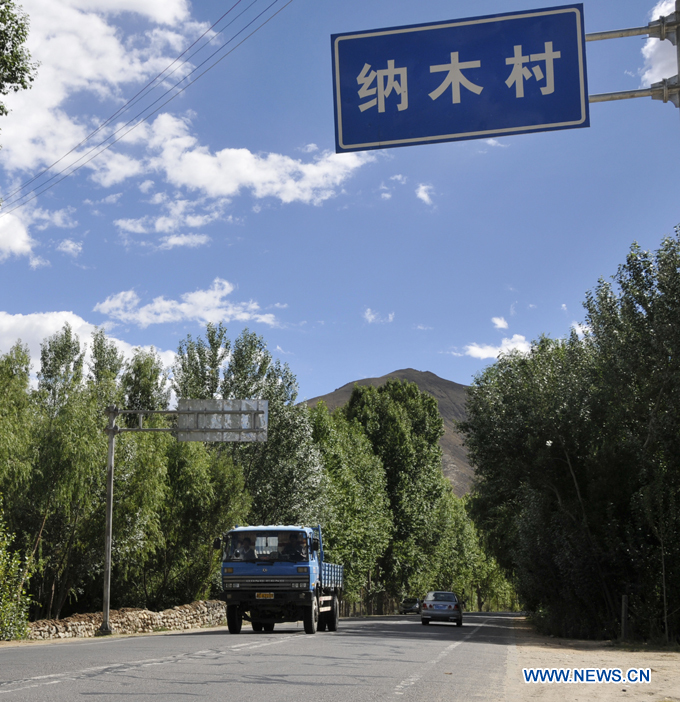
[303,368,473,496]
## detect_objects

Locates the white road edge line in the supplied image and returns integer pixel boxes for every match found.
[393,618,491,696]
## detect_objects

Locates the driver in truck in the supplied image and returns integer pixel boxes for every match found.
[282,533,304,559]
[239,537,256,560]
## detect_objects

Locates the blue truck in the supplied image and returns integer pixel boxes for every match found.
[214,525,343,634]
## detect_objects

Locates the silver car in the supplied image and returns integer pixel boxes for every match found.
[420,591,463,626]
[398,597,421,614]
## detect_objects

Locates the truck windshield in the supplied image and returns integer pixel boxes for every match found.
[224,531,309,562]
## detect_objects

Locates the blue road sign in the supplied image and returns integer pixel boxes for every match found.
[332,4,589,152]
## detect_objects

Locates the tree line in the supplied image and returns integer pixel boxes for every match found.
[460,229,680,642]
[0,323,512,638]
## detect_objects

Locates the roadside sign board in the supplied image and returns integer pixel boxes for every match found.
[177,399,268,442]
[332,4,589,152]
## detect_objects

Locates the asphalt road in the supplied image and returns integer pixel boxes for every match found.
[0,613,518,701]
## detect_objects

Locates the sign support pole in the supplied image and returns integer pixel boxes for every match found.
[586,3,680,112]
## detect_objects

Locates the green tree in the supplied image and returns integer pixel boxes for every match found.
[462,229,680,640]
[172,322,229,400]
[0,508,30,640]
[173,326,322,526]
[26,326,106,619]
[343,380,449,599]
[117,441,249,610]
[120,346,170,426]
[0,0,37,120]
[309,402,391,603]
[0,342,32,497]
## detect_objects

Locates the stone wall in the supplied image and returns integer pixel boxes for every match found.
[28,600,227,640]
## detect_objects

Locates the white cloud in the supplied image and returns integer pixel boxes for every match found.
[561,304,568,312]
[0,0,203,175]
[31,207,78,230]
[0,310,99,365]
[0,213,38,264]
[416,324,432,330]
[158,233,210,249]
[114,196,228,244]
[69,0,190,25]
[464,334,531,359]
[1,3,375,232]
[571,322,589,338]
[115,218,149,234]
[101,192,122,204]
[492,316,508,329]
[0,309,175,375]
[145,114,375,206]
[88,150,146,187]
[94,277,277,328]
[415,183,434,205]
[381,192,392,200]
[57,239,83,256]
[363,308,394,324]
[85,193,121,205]
[641,1,676,85]
[485,138,509,148]
[390,174,406,184]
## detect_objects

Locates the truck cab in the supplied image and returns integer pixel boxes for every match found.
[216,525,343,634]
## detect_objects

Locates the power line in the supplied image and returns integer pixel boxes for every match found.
[2,0,252,205]
[0,0,294,217]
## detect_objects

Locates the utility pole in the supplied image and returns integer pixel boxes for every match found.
[100,406,119,635]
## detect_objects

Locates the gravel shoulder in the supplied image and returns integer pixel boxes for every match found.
[506,616,680,702]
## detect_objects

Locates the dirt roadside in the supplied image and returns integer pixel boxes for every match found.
[505,617,680,702]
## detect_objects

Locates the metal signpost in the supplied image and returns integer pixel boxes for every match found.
[332,3,680,153]
[100,400,268,634]
[586,1,680,112]
[332,5,590,152]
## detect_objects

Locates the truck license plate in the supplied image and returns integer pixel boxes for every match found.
[256,593,274,599]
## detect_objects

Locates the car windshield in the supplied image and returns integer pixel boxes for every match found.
[403,598,418,604]
[224,531,309,562]
[425,592,457,602]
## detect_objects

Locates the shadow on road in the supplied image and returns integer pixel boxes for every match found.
[172,612,521,647]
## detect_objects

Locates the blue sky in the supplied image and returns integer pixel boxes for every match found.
[0,0,677,401]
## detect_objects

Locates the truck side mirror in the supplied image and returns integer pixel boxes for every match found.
[312,538,320,552]
[212,537,222,550]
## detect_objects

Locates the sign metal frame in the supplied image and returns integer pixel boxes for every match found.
[99,400,267,635]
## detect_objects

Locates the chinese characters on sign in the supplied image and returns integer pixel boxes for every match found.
[358,42,561,111]
[332,5,589,152]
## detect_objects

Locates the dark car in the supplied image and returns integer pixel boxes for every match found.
[398,597,421,614]
[420,591,463,626]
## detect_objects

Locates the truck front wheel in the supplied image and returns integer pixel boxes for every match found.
[303,597,318,634]
[227,605,242,634]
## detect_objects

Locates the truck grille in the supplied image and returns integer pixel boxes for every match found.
[222,577,309,590]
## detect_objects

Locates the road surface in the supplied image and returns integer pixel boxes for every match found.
[0,613,517,701]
